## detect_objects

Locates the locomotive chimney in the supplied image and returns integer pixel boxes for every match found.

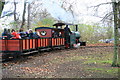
[75,25,78,31]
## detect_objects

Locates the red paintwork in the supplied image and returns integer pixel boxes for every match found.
[23,40,26,50]
[30,39,33,49]
[0,40,21,51]
[26,39,30,50]
[0,40,6,51]
[38,39,41,47]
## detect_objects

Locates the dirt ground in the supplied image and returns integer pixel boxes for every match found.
[2,45,119,78]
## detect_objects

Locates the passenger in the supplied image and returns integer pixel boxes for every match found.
[25,30,29,39]
[52,30,55,37]
[11,29,21,39]
[33,29,40,38]
[7,29,13,39]
[52,30,58,37]
[2,28,8,39]
[18,28,26,39]
[2,28,12,39]
[8,29,11,33]
[59,32,62,37]
[55,31,59,37]
[28,29,34,39]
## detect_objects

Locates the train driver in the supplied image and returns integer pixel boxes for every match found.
[64,25,72,45]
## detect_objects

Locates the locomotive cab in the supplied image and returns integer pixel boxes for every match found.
[53,23,86,48]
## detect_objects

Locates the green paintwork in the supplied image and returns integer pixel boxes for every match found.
[75,31,81,38]
[70,33,76,47]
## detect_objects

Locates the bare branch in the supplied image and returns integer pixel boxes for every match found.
[88,2,113,8]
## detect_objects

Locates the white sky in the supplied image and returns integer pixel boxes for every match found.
[0,0,113,28]
[41,0,112,24]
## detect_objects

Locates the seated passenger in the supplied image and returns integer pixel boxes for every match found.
[7,29,13,39]
[11,29,21,39]
[28,29,34,39]
[2,28,12,39]
[59,32,62,37]
[23,30,29,39]
[2,28,8,39]
[18,29,26,39]
[52,30,55,37]
[33,29,40,38]
[52,30,58,37]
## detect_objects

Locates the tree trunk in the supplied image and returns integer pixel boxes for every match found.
[118,1,120,66]
[0,1,5,17]
[27,3,30,30]
[14,0,17,29]
[21,0,26,29]
[0,1,2,16]
[118,1,120,35]
[111,2,119,67]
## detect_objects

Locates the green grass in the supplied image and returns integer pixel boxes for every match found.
[49,51,113,66]
[87,68,104,71]
[83,60,113,65]
[81,53,113,65]
[86,67,118,74]
[99,60,113,64]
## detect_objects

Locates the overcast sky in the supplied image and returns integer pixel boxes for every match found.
[41,0,112,24]
[0,0,113,28]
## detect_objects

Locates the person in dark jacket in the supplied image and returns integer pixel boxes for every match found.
[7,29,13,39]
[18,29,26,39]
[28,29,34,39]
[2,28,8,39]
[2,28,12,39]
[33,29,40,38]
[64,25,72,47]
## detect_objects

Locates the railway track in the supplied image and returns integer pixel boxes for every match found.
[1,43,118,62]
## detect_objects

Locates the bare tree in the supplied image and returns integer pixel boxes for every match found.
[117,1,120,66]
[61,0,76,21]
[30,1,51,26]
[111,1,120,67]
[21,0,26,29]
[118,1,120,34]
[88,1,120,67]
[0,0,5,17]
[27,3,30,30]
[13,0,18,29]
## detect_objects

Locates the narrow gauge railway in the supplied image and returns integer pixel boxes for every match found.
[0,23,86,61]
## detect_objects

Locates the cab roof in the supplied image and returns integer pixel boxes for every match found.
[53,23,77,26]
[35,27,64,30]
